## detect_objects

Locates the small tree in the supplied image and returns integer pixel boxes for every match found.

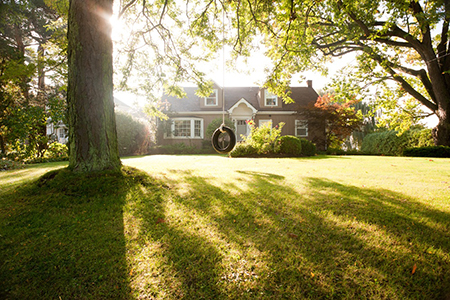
[300,94,363,149]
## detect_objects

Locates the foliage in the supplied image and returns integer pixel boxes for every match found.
[0,157,24,171]
[115,111,152,157]
[299,138,317,157]
[219,0,450,145]
[230,122,318,157]
[362,129,434,156]
[278,135,302,157]
[244,120,284,155]
[0,0,67,157]
[45,142,68,159]
[300,94,363,149]
[403,146,450,158]
[343,101,378,150]
[229,142,258,157]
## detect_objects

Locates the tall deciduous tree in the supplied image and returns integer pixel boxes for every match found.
[226,0,450,146]
[67,0,120,172]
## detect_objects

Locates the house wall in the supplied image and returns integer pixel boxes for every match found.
[157,113,224,148]
[158,113,326,151]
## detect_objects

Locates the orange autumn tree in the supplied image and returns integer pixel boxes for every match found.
[300,94,363,149]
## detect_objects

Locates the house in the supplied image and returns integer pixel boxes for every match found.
[46,120,68,144]
[46,97,153,145]
[157,80,326,150]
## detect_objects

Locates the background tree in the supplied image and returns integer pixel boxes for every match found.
[0,0,66,158]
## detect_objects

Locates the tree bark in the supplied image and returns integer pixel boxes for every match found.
[433,104,450,147]
[67,0,121,172]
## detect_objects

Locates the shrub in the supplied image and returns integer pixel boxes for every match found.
[245,121,284,155]
[1,158,24,171]
[116,111,152,156]
[45,142,68,159]
[407,129,433,148]
[403,146,450,158]
[229,143,258,157]
[300,138,317,157]
[361,129,433,156]
[279,135,302,156]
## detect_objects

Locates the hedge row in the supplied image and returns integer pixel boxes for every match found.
[361,129,433,156]
[403,146,450,158]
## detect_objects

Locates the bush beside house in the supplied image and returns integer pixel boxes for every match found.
[361,129,433,156]
[230,122,317,157]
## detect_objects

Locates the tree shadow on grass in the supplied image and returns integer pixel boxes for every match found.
[4,166,449,299]
[129,169,450,299]
[0,168,136,299]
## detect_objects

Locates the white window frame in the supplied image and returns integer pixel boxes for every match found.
[204,89,218,106]
[259,119,272,128]
[165,118,204,139]
[58,128,67,139]
[264,90,278,107]
[295,120,308,137]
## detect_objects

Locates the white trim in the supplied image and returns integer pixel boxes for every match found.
[204,89,218,106]
[169,111,224,115]
[228,98,258,115]
[172,110,296,115]
[257,111,297,115]
[164,117,204,139]
[295,119,308,137]
[264,90,278,107]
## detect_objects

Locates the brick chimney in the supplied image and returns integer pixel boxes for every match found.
[306,80,313,88]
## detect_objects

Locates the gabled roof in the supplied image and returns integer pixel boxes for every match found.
[228,98,258,114]
[161,85,319,112]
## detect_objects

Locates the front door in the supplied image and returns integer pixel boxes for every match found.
[236,120,249,141]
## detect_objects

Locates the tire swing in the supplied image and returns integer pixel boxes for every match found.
[212,124,236,154]
[211,5,236,155]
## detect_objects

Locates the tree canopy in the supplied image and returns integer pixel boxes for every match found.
[0,0,66,157]
[115,0,450,146]
[222,0,450,145]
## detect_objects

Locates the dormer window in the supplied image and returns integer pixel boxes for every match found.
[264,90,278,106]
[204,89,218,106]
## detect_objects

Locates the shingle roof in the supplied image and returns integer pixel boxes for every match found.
[161,86,319,112]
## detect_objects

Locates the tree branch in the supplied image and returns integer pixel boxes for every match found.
[119,0,138,19]
[362,44,438,112]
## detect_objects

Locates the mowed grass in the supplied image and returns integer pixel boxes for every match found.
[1,155,449,299]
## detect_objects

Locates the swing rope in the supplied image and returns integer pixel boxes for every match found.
[211,4,237,154]
[221,4,226,129]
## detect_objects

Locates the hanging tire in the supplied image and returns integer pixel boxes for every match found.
[212,126,236,154]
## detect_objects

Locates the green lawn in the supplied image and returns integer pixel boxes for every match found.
[1,155,449,299]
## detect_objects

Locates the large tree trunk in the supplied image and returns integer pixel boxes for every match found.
[433,105,450,147]
[67,0,121,172]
